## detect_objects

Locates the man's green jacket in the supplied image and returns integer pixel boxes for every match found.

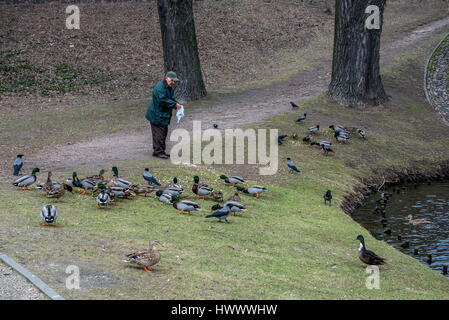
[145,80,178,126]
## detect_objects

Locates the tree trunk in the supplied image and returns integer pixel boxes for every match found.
[157,0,207,102]
[329,0,387,108]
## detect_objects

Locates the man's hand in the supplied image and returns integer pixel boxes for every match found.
[176,103,182,110]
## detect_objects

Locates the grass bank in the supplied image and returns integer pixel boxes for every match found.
[1,29,449,299]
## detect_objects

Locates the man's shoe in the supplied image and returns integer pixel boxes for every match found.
[163,152,170,158]
[153,153,169,159]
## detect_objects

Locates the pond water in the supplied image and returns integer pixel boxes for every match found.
[351,181,449,277]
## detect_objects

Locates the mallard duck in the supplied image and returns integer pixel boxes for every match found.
[13,167,40,190]
[192,176,213,200]
[287,158,300,173]
[163,185,183,196]
[171,177,182,190]
[303,135,313,144]
[324,190,332,205]
[236,185,267,199]
[108,166,136,189]
[13,154,23,176]
[46,184,72,200]
[164,177,183,195]
[36,171,55,193]
[86,169,106,184]
[337,130,350,138]
[212,190,223,202]
[37,171,71,198]
[334,132,349,144]
[40,204,58,226]
[143,168,161,186]
[407,214,430,225]
[109,186,136,199]
[296,113,307,123]
[310,141,332,149]
[96,184,111,209]
[171,195,201,215]
[134,184,156,197]
[155,190,173,204]
[219,175,245,188]
[205,203,233,223]
[124,239,162,272]
[227,192,241,203]
[356,235,385,265]
[308,124,319,135]
[210,200,246,216]
[93,184,117,205]
[329,124,344,131]
[69,172,96,195]
[357,129,367,140]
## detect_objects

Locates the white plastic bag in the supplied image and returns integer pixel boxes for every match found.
[176,105,184,123]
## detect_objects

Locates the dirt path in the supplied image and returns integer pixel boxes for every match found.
[25,17,449,172]
[0,261,47,300]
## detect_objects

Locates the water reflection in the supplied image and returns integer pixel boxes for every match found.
[351,181,449,277]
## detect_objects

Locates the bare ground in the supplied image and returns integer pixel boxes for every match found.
[20,16,449,174]
[0,261,47,300]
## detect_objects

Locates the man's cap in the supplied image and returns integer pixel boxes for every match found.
[165,71,179,82]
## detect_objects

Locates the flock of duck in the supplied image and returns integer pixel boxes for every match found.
[290,102,385,266]
[9,104,384,272]
[11,157,269,271]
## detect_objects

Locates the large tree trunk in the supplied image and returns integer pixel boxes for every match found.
[157,0,207,102]
[329,0,387,107]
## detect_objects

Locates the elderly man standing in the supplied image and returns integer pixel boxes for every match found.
[145,71,182,159]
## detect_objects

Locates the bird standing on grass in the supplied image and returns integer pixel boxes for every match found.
[210,201,246,216]
[334,132,349,144]
[277,134,288,145]
[219,175,245,188]
[109,166,136,189]
[192,176,214,200]
[206,202,233,223]
[310,141,332,149]
[356,235,385,265]
[296,113,307,123]
[308,125,319,135]
[329,125,348,134]
[13,168,40,190]
[287,158,301,173]
[236,185,267,199]
[171,195,201,215]
[40,204,58,226]
[322,144,334,156]
[96,184,111,209]
[324,190,332,205]
[70,172,96,195]
[13,154,23,176]
[143,168,161,186]
[303,135,313,144]
[228,192,241,203]
[357,129,367,140]
[124,239,162,273]
[155,190,174,204]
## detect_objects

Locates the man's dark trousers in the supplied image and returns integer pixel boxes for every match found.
[151,123,169,156]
